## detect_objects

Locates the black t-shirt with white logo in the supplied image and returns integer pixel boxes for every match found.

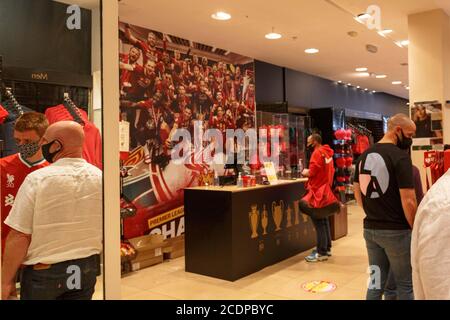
[354,143,414,230]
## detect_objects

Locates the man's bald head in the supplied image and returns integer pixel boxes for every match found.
[42,121,85,162]
[384,113,416,148]
[388,114,415,132]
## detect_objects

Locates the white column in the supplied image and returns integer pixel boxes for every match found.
[102,0,121,300]
[408,9,450,191]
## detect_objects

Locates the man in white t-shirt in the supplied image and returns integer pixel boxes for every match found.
[411,169,450,300]
[1,121,102,300]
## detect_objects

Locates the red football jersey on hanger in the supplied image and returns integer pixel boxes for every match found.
[45,104,103,169]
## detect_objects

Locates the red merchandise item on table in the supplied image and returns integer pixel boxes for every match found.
[45,105,103,169]
[1,154,48,255]
[0,104,9,124]
[302,145,338,209]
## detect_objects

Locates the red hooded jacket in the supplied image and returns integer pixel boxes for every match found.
[302,144,338,208]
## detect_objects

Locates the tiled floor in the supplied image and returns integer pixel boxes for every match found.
[119,203,370,300]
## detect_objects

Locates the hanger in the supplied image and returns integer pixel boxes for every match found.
[3,88,24,116]
[63,93,85,126]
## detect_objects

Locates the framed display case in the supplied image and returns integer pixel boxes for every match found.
[256,111,307,176]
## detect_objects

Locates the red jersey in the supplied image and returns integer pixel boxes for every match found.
[45,105,103,169]
[127,65,156,100]
[1,154,48,254]
[0,104,8,124]
[120,53,138,91]
[135,40,160,65]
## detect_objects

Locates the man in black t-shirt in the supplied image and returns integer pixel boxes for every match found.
[354,113,417,300]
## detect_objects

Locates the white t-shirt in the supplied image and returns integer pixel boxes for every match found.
[5,158,103,265]
[411,170,450,300]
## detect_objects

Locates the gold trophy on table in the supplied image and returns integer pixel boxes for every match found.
[261,205,269,236]
[286,205,292,228]
[249,204,260,239]
[272,200,284,231]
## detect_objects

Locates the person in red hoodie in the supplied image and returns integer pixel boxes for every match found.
[300,134,340,262]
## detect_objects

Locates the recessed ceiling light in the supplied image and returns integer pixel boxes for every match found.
[405,86,410,90]
[376,74,387,79]
[265,32,282,40]
[400,40,409,46]
[338,80,342,83]
[372,90,377,93]
[359,72,370,77]
[356,67,368,72]
[347,83,352,86]
[365,88,368,91]
[392,81,402,85]
[305,48,319,54]
[357,86,361,89]
[378,29,393,37]
[211,11,231,21]
[396,40,409,48]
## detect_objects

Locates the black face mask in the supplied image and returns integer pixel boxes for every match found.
[396,130,413,150]
[41,140,62,163]
[307,143,315,152]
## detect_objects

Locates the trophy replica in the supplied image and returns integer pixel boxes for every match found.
[261,205,269,235]
[249,205,260,239]
[272,200,284,231]
[293,200,300,225]
[286,205,292,228]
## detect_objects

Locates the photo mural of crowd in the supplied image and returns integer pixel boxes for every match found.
[119,23,256,168]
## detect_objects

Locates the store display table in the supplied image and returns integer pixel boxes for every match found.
[184,179,316,281]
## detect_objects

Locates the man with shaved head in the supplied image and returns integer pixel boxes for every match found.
[1,121,102,300]
[354,113,417,300]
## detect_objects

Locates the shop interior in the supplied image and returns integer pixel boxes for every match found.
[1,0,450,300]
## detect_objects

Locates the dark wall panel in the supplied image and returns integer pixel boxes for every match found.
[256,61,408,117]
[0,0,91,75]
[254,60,284,103]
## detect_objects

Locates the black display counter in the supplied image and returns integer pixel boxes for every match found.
[184,179,316,281]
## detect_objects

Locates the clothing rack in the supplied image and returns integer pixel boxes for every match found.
[3,87,24,116]
[347,122,372,136]
[63,92,85,126]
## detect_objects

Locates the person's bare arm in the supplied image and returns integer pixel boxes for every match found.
[120,62,134,71]
[400,188,417,228]
[353,182,363,208]
[125,25,139,45]
[1,229,31,300]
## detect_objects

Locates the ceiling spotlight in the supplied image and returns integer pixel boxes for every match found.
[400,40,409,46]
[305,48,319,54]
[378,29,393,37]
[337,80,342,83]
[211,11,231,21]
[405,86,410,90]
[396,40,409,48]
[355,13,371,24]
[265,27,282,40]
[347,83,352,86]
[356,67,368,72]
[376,74,387,79]
[392,81,402,85]
[357,86,361,89]
[365,88,368,91]
[372,90,377,93]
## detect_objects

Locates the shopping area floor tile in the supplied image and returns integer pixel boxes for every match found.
[121,204,370,300]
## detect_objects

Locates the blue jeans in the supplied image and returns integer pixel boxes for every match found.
[20,255,100,300]
[311,217,332,256]
[364,229,414,300]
